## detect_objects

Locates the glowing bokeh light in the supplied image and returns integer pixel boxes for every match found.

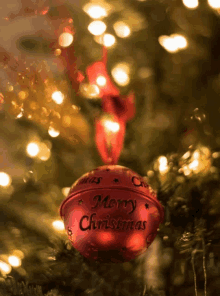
[88,21,106,36]
[48,127,60,138]
[208,0,220,8]
[111,64,130,86]
[182,151,191,159]
[171,34,188,49]
[94,35,104,45]
[189,159,199,171]
[158,34,188,53]
[52,91,64,104]
[13,250,24,259]
[103,33,116,47]
[96,75,107,86]
[52,220,65,231]
[212,152,220,158]
[193,150,200,159]
[38,143,51,161]
[183,165,191,176]
[182,0,199,9]
[0,261,11,274]
[26,142,40,157]
[104,120,120,133]
[59,32,74,47]
[8,256,21,267]
[18,90,28,100]
[159,35,178,53]
[62,187,70,196]
[80,83,100,98]
[113,21,131,38]
[158,156,169,174]
[16,109,24,118]
[83,3,107,19]
[0,172,11,187]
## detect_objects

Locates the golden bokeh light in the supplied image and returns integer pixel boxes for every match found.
[181,147,211,176]
[208,0,220,8]
[18,90,28,100]
[111,63,130,86]
[113,21,131,38]
[93,35,104,45]
[183,165,191,176]
[80,83,100,98]
[103,34,116,47]
[96,75,107,86]
[7,85,14,92]
[12,250,24,259]
[88,21,106,36]
[59,32,74,48]
[0,172,11,187]
[182,151,191,159]
[182,0,199,9]
[52,220,65,231]
[158,35,178,53]
[158,156,169,174]
[83,3,107,19]
[48,127,60,138]
[158,34,188,53]
[38,143,51,161]
[62,187,70,197]
[0,261,11,274]
[188,159,199,171]
[52,91,64,104]
[8,256,21,267]
[54,49,62,56]
[171,34,188,49]
[26,142,40,157]
[103,119,120,133]
[212,152,220,158]
[16,108,24,118]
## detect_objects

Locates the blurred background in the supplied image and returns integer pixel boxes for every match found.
[0,0,220,295]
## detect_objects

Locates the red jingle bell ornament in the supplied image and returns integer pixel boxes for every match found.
[60,165,164,263]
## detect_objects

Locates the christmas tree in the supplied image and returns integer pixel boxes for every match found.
[0,0,220,295]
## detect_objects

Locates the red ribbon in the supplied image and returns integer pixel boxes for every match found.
[95,116,126,165]
[84,47,135,164]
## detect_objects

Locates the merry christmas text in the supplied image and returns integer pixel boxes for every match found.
[91,194,136,214]
[79,213,147,231]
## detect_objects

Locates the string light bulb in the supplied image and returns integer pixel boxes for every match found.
[88,21,106,36]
